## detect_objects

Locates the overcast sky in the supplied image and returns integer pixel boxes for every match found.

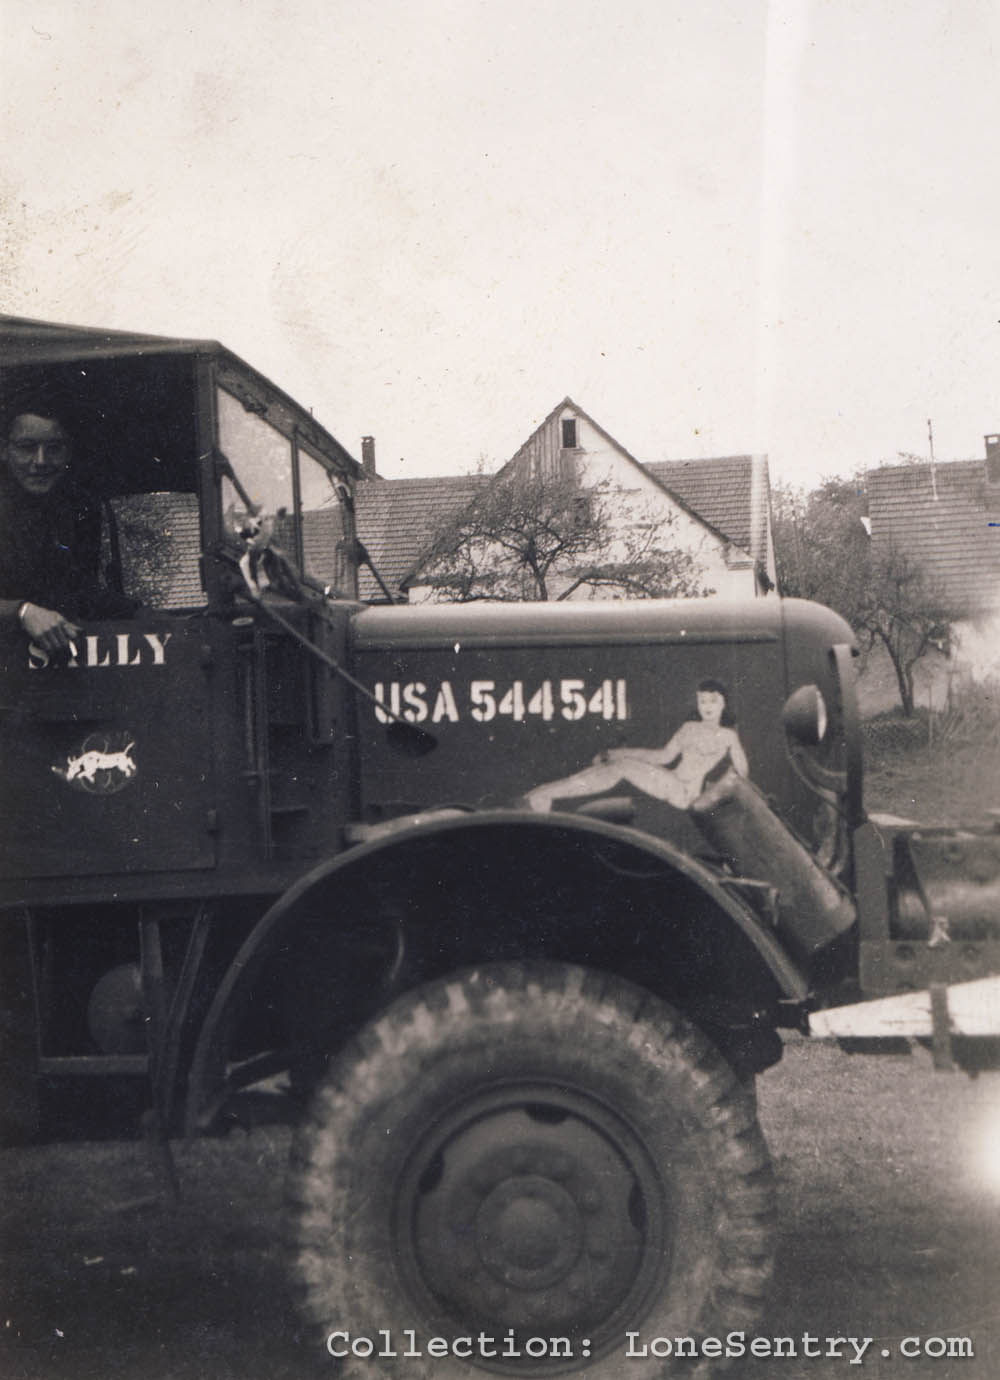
[3,0,999,487]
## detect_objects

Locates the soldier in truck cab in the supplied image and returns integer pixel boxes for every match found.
[525,677,750,813]
[0,389,135,654]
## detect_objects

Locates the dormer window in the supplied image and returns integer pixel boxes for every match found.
[561,418,578,449]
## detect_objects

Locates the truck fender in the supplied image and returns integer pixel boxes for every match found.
[185,809,810,1133]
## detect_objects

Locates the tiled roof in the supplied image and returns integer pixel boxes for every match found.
[355,475,488,600]
[866,459,1000,612]
[645,457,755,551]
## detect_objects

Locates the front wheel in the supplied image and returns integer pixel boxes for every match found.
[286,963,775,1379]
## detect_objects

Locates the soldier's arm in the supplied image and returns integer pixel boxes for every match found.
[4,600,80,651]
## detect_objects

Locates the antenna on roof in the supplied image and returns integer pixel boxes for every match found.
[927,419,938,501]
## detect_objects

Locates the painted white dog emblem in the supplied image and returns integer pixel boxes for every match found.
[53,736,138,795]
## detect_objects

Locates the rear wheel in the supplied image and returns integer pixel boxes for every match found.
[287,963,775,1379]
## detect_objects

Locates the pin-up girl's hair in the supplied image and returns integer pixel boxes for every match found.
[689,677,736,725]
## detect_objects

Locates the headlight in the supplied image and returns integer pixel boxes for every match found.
[782,684,828,745]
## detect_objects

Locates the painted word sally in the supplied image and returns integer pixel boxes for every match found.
[28,632,172,671]
[373,678,629,726]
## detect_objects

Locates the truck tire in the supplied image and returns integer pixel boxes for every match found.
[286,962,775,1380]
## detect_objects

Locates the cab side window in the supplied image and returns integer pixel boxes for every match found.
[108,493,205,610]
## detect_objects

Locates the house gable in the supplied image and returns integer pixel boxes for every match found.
[355,399,774,602]
[503,398,739,548]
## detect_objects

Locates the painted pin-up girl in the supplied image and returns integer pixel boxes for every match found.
[524,678,749,813]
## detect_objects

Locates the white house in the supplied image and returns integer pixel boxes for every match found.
[356,398,775,603]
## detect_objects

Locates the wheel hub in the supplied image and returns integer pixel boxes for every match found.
[475,1174,583,1288]
[399,1092,666,1339]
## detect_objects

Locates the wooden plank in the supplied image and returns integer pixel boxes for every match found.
[809,975,1000,1039]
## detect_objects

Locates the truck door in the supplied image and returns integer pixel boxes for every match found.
[0,616,216,880]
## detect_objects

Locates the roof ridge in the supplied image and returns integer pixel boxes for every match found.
[356,474,486,488]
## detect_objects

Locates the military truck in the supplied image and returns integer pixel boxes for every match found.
[2,315,998,1380]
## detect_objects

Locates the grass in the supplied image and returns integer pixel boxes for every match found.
[861,687,1000,825]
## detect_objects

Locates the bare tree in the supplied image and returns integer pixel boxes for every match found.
[772,474,970,716]
[857,545,966,718]
[415,469,711,602]
[772,474,870,624]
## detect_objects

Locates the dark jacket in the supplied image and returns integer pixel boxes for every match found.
[0,470,130,629]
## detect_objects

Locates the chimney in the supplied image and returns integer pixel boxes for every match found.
[361,435,377,480]
[749,453,774,593]
[985,434,1000,486]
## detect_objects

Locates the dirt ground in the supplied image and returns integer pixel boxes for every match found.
[1,1037,998,1380]
[862,734,1000,828]
[859,684,1000,829]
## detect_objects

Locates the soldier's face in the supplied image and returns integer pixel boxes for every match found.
[5,413,71,496]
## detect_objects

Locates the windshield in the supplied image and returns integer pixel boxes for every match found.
[217,385,355,598]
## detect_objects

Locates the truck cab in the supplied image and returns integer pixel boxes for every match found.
[0,317,359,897]
[0,318,363,1143]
